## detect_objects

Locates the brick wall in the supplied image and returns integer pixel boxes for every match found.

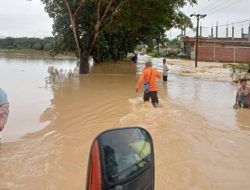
[235,48,250,63]
[198,46,214,61]
[196,42,250,63]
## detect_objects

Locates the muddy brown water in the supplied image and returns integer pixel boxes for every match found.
[0,56,250,190]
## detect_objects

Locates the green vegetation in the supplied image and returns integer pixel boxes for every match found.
[224,63,250,82]
[144,38,182,58]
[41,0,196,74]
[0,37,55,52]
[223,63,250,70]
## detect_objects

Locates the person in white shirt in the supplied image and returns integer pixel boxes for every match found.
[162,59,169,82]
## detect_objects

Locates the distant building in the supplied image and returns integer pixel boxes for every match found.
[182,37,250,63]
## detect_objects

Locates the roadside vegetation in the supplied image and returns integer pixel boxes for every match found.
[223,63,250,82]
[138,38,182,58]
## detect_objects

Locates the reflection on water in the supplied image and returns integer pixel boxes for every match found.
[46,66,79,86]
[0,56,250,190]
[0,57,77,142]
[166,75,238,128]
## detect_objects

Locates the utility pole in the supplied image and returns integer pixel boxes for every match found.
[190,13,207,68]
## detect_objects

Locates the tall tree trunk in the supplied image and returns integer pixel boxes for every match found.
[64,0,124,73]
[64,0,90,74]
[64,0,81,55]
[79,51,90,74]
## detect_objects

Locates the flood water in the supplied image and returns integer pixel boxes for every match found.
[0,56,250,190]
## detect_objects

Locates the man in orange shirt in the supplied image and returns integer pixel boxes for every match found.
[136,62,161,108]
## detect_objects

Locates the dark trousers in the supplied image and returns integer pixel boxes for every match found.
[143,91,159,104]
[163,76,168,81]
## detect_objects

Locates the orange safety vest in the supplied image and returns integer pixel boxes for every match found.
[136,67,161,91]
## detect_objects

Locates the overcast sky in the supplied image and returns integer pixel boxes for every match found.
[169,0,250,38]
[0,0,249,38]
[0,0,52,38]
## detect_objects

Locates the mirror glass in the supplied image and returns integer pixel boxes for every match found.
[98,128,152,184]
[87,127,154,190]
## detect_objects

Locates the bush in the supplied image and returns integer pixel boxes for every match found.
[147,51,165,57]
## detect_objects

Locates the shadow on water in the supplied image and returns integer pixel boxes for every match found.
[0,57,77,142]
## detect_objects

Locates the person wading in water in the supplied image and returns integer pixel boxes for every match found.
[135,61,161,108]
[162,58,169,82]
[234,79,250,109]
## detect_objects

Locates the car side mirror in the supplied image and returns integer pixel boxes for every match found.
[86,127,154,190]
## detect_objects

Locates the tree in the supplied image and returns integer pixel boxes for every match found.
[0,37,55,51]
[32,42,43,50]
[41,0,196,74]
[41,0,125,73]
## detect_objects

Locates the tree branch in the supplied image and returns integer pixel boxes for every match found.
[99,1,124,31]
[74,0,85,16]
[100,0,113,23]
[87,0,113,54]
[64,0,82,56]
[88,0,126,55]
[108,1,123,24]
[97,0,101,20]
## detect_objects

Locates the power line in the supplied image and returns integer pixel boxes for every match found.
[199,19,250,29]
[217,19,250,27]
[208,0,243,15]
[198,0,231,13]
[197,0,225,12]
